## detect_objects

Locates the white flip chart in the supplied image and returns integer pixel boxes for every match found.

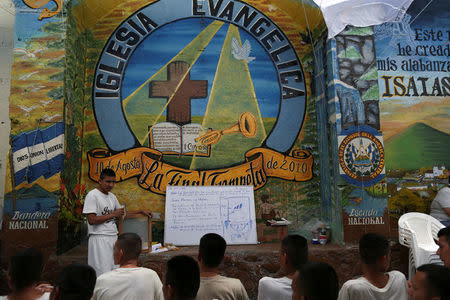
[164,185,257,245]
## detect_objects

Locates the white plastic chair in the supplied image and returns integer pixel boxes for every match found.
[398,212,445,280]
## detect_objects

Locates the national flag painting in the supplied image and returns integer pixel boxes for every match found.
[11,122,64,185]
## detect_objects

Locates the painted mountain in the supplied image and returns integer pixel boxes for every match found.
[385,122,450,170]
[4,184,58,215]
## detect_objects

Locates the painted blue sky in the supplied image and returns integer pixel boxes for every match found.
[374,0,448,103]
[375,0,448,59]
[12,1,61,49]
[122,18,280,118]
[407,0,449,28]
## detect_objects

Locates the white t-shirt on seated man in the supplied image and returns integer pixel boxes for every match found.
[82,168,124,277]
[430,185,450,226]
[92,232,164,300]
[196,233,249,300]
[257,235,308,300]
[338,233,408,300]
[258,277,292,300]
[338,270,408,300]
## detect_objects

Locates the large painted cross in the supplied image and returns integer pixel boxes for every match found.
[149,61,208,125]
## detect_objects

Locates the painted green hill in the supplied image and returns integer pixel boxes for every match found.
[385,122,450,170]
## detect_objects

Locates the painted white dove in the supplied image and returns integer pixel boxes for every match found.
[42,114,61,122]
[19,71,39,81]
[32,86,46,92]
[231,37,255,63]
[13,48,35,58]
[18,105,38,116]
[13,47,45,59]
[40,100,52,107]
[268,4,277,12]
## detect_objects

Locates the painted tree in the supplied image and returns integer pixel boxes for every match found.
[59,1,101,252]
[388,188,425,219]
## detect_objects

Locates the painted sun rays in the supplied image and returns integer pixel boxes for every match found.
[122,20,224,145]
[123,20,267,169]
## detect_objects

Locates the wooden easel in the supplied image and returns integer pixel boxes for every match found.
[118,210,152,253]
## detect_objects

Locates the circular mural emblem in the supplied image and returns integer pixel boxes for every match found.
[88,0,313,194]
[338,128,385,187]
[92,0,306,169]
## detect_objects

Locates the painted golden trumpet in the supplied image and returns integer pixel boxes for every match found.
[196,112,257,146]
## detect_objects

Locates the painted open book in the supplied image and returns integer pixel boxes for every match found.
[148,122,210,156]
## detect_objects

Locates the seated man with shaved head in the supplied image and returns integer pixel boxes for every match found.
[92,232,164,300]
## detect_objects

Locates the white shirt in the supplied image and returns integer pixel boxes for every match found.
[196,275,249,300]
[82,188,121,235]
[257,276,292,300]
[338,270,408,300]
[430,187,450,221]
[92,267,164,300]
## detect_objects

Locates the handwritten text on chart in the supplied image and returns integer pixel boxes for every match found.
[164,186,257,245]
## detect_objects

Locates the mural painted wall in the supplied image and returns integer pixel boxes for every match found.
[6,0,441,254]
[0,0,329,260]
[374,0,449,230]
[63,0,326,246]
[325,0,450,242]
[0,0,15,230]
[7,0,444,257]
[1,0,65,259]
[327,26,389,243]
[314,38,343,243]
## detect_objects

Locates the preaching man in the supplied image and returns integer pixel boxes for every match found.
[83,168,124,276]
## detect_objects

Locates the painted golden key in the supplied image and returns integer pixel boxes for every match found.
[196,112,258,146]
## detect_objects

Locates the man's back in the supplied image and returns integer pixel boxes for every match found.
[430,186,450,221]
[338,270,408,300]
[196,275,249,300]
[92,267,164,300]
[257,276,292,300]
